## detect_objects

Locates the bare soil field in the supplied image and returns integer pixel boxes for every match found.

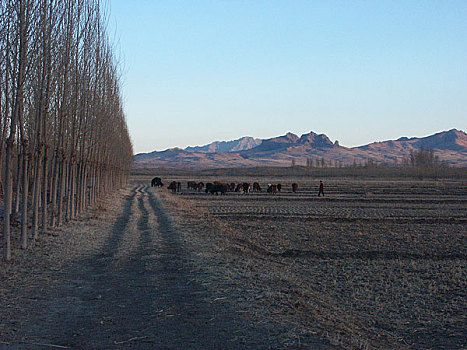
[0,182,330,349]
[1,175,465,349]
[144,175,466,349]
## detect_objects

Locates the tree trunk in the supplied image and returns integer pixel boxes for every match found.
[14,150,22,213]
[21,147,30,249]
[50,150,60,226]
[57,155,67,226]
[2,138,15,260]
[32,148,42,240]
[2,0,27,260]
[66,157,73,221]
[41,146,48,233]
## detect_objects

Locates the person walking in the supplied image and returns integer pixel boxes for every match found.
[318,180,324,197]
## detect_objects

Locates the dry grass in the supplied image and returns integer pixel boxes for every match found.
[0,187,129,342]
[154,175,466,349]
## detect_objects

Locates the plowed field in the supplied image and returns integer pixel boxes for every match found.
[155,176,466,349]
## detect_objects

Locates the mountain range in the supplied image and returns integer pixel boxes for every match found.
[185,136,262,152]
[133,129,467,169]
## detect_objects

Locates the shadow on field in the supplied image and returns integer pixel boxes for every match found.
[7,185,327,349]
[232,236,466,261]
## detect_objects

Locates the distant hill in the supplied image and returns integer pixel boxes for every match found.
[360,129,466,152]
[185,136,262,152]
[133,129,467,169]
[354,129,467,165]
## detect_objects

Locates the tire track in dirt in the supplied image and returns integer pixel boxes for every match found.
[4,185,280,349]
[141,185,282,348]
[13,185,145,348]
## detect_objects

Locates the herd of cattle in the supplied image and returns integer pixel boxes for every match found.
[151,177,299,195]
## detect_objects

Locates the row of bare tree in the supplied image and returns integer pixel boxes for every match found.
[1,0,133,261]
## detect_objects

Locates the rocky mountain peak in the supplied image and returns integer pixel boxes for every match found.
[185,136,262,153]
[298,131,334,148]
[274,132,299,143]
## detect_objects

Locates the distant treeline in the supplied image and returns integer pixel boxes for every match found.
[302,148,454,169]
[133,165,466,180]
[208,165,466,179]
[1,0,133,261]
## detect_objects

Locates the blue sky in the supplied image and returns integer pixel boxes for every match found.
[108,1,467,153]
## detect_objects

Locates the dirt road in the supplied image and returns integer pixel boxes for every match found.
[2,185,319,349]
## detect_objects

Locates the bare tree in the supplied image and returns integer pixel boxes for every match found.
[2,0,133,261]
[2,0,30,261]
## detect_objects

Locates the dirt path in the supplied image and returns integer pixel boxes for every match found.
[2,185,295,349]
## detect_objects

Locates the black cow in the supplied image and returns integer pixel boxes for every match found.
[253,182,261,192]
[151,177,163,187]
[213,181,230,191]
[277,183,282,192]
[242,183,251,194]
[197,182,204,192]
[205,183,213,193]
[267,184,277,194]
[208,183,228,195]
[168,181,177,193]
[187,181,197,190]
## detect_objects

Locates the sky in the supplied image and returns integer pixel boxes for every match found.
[108,1,467,154]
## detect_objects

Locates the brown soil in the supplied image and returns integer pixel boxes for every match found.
[148,176,466,349]
[3,176,465,349]
[0,184,331,349]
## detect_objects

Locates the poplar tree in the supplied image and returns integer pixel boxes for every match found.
[1,0,133,261]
